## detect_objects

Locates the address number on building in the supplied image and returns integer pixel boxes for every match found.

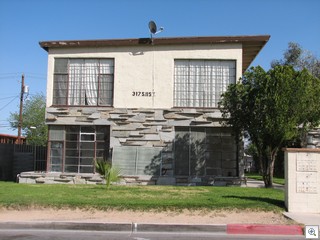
[132,91,155,97]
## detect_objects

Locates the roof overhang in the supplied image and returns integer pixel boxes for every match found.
[39,35,270,73]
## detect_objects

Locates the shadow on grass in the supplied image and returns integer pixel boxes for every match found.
[224,195,285,209]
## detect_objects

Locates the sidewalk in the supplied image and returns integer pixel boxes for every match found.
[244,179,284,190]
[284,212,320,226]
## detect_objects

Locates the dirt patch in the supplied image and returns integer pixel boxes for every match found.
[0,208,295,225]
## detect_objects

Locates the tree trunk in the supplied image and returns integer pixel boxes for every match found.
[261,147,277,188]
[263,171,273,188]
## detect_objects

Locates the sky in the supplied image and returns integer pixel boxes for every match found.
[0,0,319,135]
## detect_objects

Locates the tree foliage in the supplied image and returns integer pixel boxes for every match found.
[271,42,320,79]
[219,65,320,187]
[9,93,47,146]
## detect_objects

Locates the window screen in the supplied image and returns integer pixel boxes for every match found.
[112,146,162,176]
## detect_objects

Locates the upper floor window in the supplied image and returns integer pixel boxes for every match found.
[53,58,114,106]
[174,60,236,108]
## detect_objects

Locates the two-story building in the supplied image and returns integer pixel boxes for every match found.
[36,35,270,185]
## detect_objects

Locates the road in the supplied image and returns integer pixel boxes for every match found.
[0,229,305,240]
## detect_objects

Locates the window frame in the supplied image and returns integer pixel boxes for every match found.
[52,58,114,107]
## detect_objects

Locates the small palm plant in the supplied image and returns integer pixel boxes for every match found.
[95,159,121,189]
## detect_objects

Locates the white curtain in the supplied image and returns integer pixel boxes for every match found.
[69,59,84,105]
[174,60,235,108]
[69,59,99,105]
[84,59,98,105]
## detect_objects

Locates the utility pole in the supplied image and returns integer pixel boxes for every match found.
[17,74,24,144]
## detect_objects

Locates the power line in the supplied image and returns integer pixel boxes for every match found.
[0,95,19,111]
[0,73,22,76]
[0,95,20,101]
[0,72,46,79]
[0,73,21,80]
[24,72,46,77]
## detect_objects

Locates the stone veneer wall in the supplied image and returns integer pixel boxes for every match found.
[46,107,227,149]
[306,128,320,149]
[18,172,158,185]
[18,171,246,186]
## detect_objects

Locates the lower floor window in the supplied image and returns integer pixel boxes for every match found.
[48,125,110,173]
[174,127,238,176]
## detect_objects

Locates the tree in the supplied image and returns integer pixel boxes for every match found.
[271,42,320,79]
[219,65,320,188]
[9,93,47,146]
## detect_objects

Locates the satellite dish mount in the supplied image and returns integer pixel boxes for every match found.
[148,20,164,43]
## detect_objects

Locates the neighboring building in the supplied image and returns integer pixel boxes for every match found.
[243,153,255,173]
[39,35,270,185]
[0,134,26,144]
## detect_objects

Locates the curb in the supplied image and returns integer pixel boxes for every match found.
[227,224,304,235]
[134,223,226,233]
[0,221,226,233]
[0,221,304,235]
[0,221,132,232]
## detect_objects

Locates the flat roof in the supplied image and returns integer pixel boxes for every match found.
[40,35,270,73]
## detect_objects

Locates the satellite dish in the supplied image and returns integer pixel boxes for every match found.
[148,20,164,43]
[148,21,157,34]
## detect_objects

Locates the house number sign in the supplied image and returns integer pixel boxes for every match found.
[132,91,155,97]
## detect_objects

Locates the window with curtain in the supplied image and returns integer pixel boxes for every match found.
[53,58,114,106]
[174,60,236,108]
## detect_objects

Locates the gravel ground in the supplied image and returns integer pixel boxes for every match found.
[0,208,296,225]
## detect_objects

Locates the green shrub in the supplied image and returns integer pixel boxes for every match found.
[94,159,121,189]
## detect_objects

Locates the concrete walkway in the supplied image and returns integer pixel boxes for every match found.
[284,212,320,226]
[244,178,284,190]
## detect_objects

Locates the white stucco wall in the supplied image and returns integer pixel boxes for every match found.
[46,43,242,108]
[285,149,320,213]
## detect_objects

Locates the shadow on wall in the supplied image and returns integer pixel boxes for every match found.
[143,132,207,178]
[143,150,162,176]
[174,132,206,176]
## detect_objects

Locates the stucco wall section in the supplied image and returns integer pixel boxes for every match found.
[285,148,320,213]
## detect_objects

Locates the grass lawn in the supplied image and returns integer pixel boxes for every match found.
[0,182,285,212]
[245,173,285,185]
